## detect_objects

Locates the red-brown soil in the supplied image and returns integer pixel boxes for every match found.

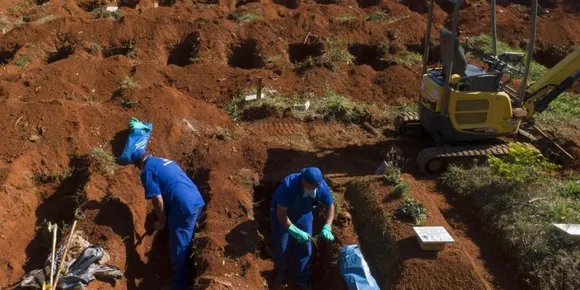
[0,0,579,289]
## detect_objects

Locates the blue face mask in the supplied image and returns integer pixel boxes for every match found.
[303,188,317,199]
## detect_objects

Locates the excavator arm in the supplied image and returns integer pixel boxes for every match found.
[523,47,580,117]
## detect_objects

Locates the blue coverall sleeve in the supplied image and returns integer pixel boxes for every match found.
[141,169,161,199]
[318,183,334,206]
[273,182,291,208]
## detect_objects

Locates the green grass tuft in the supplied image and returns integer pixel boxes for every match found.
[120,76,140,89]
[391,52,422,68]
[314,89,370,123]
[337,15,356,22]
[391,182,409,198]
[231,12,257,24]
[14,55,30,67]
[89,147,117,177]
[365,10,386,22]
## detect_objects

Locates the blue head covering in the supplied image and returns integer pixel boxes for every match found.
[301,167,323,186]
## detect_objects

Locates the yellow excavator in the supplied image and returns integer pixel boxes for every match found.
[395,0,580,174]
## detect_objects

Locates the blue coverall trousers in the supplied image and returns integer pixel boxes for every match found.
[270,210,313,286]
[167,202,203,290]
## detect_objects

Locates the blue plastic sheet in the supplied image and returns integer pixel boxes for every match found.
[118,119,153,165]
[338,244,380,290]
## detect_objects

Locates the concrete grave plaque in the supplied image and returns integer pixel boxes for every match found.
[293,100,310,111]
[553,224,580,242]
[413,226,454,251]
[106,6,119,12]
[244,94,259,101]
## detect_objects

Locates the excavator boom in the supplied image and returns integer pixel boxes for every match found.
[524,47,580,116]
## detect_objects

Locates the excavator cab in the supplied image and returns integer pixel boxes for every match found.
[394,0,580,174]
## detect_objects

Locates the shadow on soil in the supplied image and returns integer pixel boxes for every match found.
[23,156,91,272]
[437,184,523,290]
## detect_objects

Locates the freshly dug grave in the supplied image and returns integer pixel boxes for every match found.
[345,177,497,290]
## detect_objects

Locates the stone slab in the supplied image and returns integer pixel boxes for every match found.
[413,226,454,251]
[293,100,310,111]
[553,224,580,242]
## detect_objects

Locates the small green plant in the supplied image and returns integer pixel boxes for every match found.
[14,55,30,67]
[232,12,257,24]
[551,202,580,223]
[214,127,232,141]
[382,168,401,186]
[537,92,580,120]
[391,182,409,198]
[558,182,580,199]
[82,95,102,104]
[89,147,117,176]
[316,89,370,123]
[120,76,140,89]
[322,39,354,69]
[392,52,422,68]
[264,55,281,64]
[365,10,386,22]
[488,143,559,183]
[398,197,426,225]
[337,15,356,22]
[112,10,124,20]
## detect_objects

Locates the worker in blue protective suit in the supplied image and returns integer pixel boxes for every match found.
[270,167,335,290]
[135,152,205,290]
[130,119,205,290]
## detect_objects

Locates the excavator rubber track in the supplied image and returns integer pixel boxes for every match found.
[417,143,514,175]
[394,112,424,137]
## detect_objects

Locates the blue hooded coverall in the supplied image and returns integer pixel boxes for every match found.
[141,156,205,290]
[270,171,333,285]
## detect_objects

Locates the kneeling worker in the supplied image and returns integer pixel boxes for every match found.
[270,167,335,290]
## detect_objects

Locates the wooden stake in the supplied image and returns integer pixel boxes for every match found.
[49,223,58,290]
[257,77,263,100]
[53,220,78,290]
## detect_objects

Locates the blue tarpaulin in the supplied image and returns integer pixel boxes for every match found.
[338,244,380,290]
[118,118,153,165]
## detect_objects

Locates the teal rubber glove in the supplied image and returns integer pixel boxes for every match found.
[128,117,151,131]
[288,224,311,243]
[320,224,334,241]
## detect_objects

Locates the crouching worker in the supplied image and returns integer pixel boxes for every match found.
[270,167,335,290]
[127,116,205,290]
[134,151,205,290]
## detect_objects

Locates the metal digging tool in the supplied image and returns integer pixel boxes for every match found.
[44,223,58,290]
[52,220,78,290]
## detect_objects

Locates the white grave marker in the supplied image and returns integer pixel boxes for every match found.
[413,226,454,251]
[244,94,259,102]
[106,6,119,12]
[553,224,580,242]
[293,100,310,111]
